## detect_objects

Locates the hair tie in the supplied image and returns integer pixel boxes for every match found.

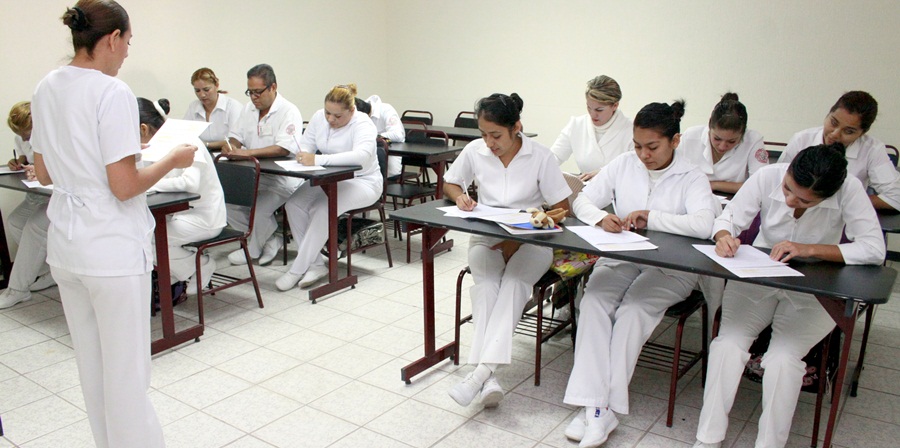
[153,101,168,120]
[70,6,88,31]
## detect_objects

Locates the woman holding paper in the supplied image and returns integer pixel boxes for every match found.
[442,93,571,409]
[563,101,720,447]
[274,84,382,291]
[140,97,225,293]
[183,67,242,151]
[693,143,885,448]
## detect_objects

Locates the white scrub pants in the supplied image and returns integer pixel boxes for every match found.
[466,236,552,365]
[696,282,834,448]
[284,179,381,275]
[53,266,164,448]
[6,193,51,291]
[226,174,300,258]
[153,216,222,283]
[564,262,697,414]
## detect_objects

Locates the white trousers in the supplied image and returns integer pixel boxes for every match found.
[6,193,51,291]
[564,262,697,414]
[226,174,300,258]
[284,179,381,275]
[466,236,552,365]
[53,266,164,448]
[696,282,834,448]
[153,216,222,283]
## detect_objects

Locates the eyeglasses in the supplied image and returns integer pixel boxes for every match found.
[245,85,272,98]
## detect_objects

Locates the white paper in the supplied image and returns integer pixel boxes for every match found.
[478,212,533,225]
[438,204,522,218]
[693,244,803,278]
[274,160,325,172]
[594,241,658,252]
[0,166,23,175]
[567,225,649,244]
[22,179,52,189]
[143,119,211,163]
[715,194,730,205]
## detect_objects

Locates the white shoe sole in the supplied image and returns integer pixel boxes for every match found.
[480,388,503,408]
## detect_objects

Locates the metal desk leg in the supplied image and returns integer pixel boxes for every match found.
[817,296,860,448]
[308,182,357,303]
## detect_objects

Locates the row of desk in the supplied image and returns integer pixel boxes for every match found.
[390,200,897,448]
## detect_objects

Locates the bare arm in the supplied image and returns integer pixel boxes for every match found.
[106,144,197,201]
[870,194,897,211]
[222,139,289,159]
[33,153,52,185]
[444,182,476,211]
[710,180,744,194]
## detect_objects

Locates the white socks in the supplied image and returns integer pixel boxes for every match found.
[473,363,494,384]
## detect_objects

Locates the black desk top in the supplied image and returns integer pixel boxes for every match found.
[0,172,199,209]
[391,200,897,303]
[879,211,900,234]
[388,142,464,157]
[221,157,360,181]
[403,123,537,140]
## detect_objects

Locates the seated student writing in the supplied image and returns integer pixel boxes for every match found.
[443,93,571,409]
[778,91,900,210]
[0,101,56,309]
[563,101,720,448]
[140,97,226,293]
[182,67,243,151]
[679,92,768,194]
[693,143,885,448]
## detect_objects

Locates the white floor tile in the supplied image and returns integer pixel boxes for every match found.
[366,399,468,447]
[254,407,358,448]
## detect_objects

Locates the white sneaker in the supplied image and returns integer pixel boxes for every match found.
[564,412,587,441]
[29,273,57,292]
[259,236,283,266]
[228,248,249,265]
[298,265,328,288]
[580,408,618,448]
[186,255,216,295]
[691,441,721,448]
[275,272,304,291]
[448,372,484,407]
[0,288,32,309]
[480,375,504,408]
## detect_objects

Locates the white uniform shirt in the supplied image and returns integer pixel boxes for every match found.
[230,93,303,191]
[31,66,155,276]
[679,125,768,183]
[444,135,571,210]
[574,151,720,239]
[182,94,243,144]
[550,109,633,174]
[14,135,33,163]
[300,108,382,190]
[366,95,407,178]
[151,137,226,231]
[777,127,900,210]
[713,163,885,265]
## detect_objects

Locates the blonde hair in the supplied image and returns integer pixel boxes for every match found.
[7,101,32,136]
[585,75,622,105]
[191,67,227,94]
[325,83,357,110]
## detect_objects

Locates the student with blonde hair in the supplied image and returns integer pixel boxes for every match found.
[182,67,243,150]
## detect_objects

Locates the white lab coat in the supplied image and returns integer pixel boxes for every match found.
[31,65,163,447]
[5,136,51,292]
[444,135,571,365]
[679,125,768,183]
[777,127,900,210]
[283,108,383,276]
[564,151,720,414]
[697,163,885,448]
[227,93,304,257]
[550,109,633,174]
[183,94,243,144]
[366,95,407,177]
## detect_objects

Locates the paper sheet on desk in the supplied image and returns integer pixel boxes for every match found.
[693,244,803,278]
[437,204,522,218]
[22,179,52,189]
[567,225,657,251]
[0,166,24,175]
[274,160,325,172]
[715,194,730,205]
[143,119,211,163]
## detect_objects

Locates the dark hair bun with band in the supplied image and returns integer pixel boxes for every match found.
[474,92,524,129]
[634,100,685,139]
[62,6,89,31]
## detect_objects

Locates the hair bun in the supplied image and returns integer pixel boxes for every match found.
[509,93,524,113]
[158,98,171,115]
[670,99,686,120]
[826,141,846,157]
[63,6,89,32]
[720,92,740,103]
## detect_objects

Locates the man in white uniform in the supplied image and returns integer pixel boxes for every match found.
[223,64,303,266]
[356,94,406,177]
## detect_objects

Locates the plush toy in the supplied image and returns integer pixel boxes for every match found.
[526,207,567,229]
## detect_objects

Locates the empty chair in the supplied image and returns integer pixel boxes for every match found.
[400,109,433,126]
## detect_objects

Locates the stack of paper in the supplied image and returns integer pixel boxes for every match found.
[274,160,325,172]
[437,204,521,219]
[143,119,211,164]
[567,225,658,251]
[0,166,24,175]
[693,244,803,278]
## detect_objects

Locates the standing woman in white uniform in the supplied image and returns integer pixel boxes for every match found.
[182,67,242,151]
[356,94,407,177]
[274,84,383,290]
[30,2,196,446]
[444,93,572,409]
[140,97,226,294]
[679,92,768,193]
[777,91,900,210]
[550,75,633,181]
[0,102,56,309]
[693,144,885,448]
[563,101,720,447]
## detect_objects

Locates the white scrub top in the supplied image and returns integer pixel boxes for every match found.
[550,109,633,174]
[31,66,155,277]
[14,136,33,163]
[713,163,885,265]
[300,108,382,190]
[777,127,900,210]
[679,125,767,183]
[230,92,303,190]
[574,151,720,239]
[151,137,226,231]
[366,95,407,178]
[444,134,571,211]
[183,94,243,144]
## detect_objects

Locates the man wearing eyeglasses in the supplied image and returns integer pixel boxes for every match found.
[224,63,303,266]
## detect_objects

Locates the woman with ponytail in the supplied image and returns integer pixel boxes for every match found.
[443,92,572,409]
[563,101,720,447]
[692,143,885,448]
[680,92,768,193]
[183,67,243,150]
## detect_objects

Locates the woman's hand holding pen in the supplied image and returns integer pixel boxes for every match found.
[622,210,649,230]
[714,231,741,258]
[455,193,477,211]
[599,214,626,233]
[297,152,316,166]
[8,158,24,171]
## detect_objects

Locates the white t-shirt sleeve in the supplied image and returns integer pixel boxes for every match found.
[745,133,768,176]
[98,82,141,166]
[443,144,476,188]
[273,106,303,154]
[574,158,617,226]
[538,154,572,206]
[647,171,719,239]
[838,176,887,264]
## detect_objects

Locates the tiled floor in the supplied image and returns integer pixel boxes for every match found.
[1,231,899,447]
